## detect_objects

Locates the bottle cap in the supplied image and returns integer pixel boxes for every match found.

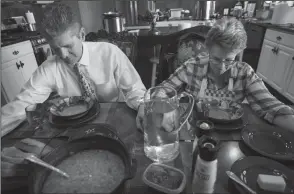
[197,135,219,161]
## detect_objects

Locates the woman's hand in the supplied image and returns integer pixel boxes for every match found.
[161,110,179,132]
[273,115,294,133]
[136,104,180,133]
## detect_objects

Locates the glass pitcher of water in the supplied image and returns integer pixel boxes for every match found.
[142,86,195,163]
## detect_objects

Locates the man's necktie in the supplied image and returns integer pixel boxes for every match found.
[73,63,98,101]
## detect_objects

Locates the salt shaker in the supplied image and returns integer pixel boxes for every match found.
[192,135,219,194]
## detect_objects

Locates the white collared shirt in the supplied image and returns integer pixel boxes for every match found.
[1,42,146,137]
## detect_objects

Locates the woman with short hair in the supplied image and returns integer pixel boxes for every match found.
[137,17,294,132]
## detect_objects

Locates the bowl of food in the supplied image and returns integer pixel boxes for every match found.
[142,163,186,194]
[195,120,214,137]
[207,102,244,124]
[49,96,95,120]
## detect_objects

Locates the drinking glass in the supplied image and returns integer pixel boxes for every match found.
[25,103,45,130]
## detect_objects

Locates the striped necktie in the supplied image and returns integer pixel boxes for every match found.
[73,63,98,101]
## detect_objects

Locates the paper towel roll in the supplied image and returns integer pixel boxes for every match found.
[25,11,36,24]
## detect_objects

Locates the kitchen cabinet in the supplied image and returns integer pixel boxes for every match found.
[256,40,277,87]
[257,29,294,103]
[1,41,38,103]
[18,53,39,82]
[2,61,26,102]
[242,22,267,71]
[284,59,294,103]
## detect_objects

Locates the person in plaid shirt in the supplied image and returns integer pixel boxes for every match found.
[137,17,294,132]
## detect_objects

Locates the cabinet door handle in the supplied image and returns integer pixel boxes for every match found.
[13,51,19,55]
[16,62,21,69]
[272,47,279,54]
[276,36,282,41]
[20,61,24,68]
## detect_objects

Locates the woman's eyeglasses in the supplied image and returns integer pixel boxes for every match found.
[209,56,237,68]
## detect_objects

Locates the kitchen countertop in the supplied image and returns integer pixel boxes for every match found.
[135,25,211,47]
[1,31,41,47]
[125,20,211,30]
[244,19,294,34]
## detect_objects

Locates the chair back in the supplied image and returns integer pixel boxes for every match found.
[161,27,209,78]
[86,30,138,65]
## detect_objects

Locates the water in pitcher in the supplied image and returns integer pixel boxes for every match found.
[144,99,180,163]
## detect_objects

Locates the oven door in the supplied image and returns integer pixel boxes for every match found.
[34,44,52,66]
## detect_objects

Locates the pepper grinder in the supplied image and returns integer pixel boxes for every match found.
[192,135,220,194]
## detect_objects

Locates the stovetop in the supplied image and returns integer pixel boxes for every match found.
[1,31,46,47]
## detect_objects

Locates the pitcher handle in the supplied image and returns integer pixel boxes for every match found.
[177,91,195,131]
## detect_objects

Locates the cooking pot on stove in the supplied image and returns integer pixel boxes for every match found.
[103,12,125,33]
[29,123,137,194]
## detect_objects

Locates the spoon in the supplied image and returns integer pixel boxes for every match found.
[2,146,69,178]
[226,171,257,194]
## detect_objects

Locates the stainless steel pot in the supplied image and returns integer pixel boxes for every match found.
[193,1,216,20]
[103,12,125,33]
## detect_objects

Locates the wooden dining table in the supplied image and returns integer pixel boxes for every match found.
[2,102,294,194]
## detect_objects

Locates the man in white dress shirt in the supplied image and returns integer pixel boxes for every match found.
[1,3,146,136]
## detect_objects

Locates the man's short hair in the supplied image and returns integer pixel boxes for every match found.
[40,3,81,38]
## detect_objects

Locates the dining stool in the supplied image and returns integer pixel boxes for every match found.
[149,44,162,87]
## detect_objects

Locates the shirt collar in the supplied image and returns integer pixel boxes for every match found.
[78,42,89,66]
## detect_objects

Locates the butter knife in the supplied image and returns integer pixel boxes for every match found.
[226,171,257,194]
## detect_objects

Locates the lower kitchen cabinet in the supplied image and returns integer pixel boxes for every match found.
[2,61,26,102]
[257,40,278,89]
[273,44,294,92]
[284,60,294,103]
[1,41,38,103]
[257,29,294,103]
[18,53,39,82]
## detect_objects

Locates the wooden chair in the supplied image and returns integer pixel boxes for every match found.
[85,30,138,65]
[159,29,208,83]
[150,44,162,87]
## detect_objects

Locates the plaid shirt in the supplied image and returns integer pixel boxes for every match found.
[159,55,294,124]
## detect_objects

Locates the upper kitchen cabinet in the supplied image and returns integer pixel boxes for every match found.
[257,29,294,103]
[1,41,38,102]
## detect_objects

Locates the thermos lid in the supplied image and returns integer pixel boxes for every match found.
[197,135,219,161]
